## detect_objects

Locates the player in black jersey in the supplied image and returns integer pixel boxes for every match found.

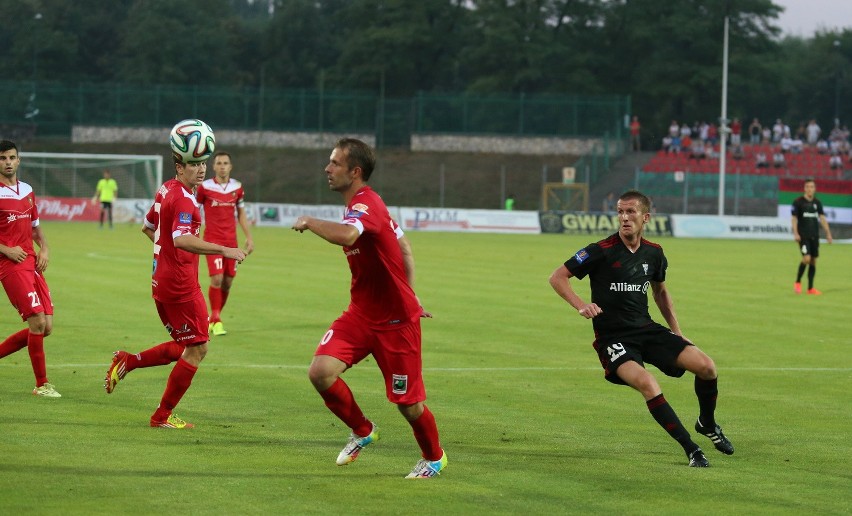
[791,178,833,295]
[549,190,733,467]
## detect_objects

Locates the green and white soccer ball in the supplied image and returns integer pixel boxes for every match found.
[169,118,216,164]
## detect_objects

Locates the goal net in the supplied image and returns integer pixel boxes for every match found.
[19,152,163,200]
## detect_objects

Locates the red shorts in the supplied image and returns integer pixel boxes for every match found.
[2,270,53,321]
[316,310,425,405]
[154,291,209,346]
[205,254,238,277]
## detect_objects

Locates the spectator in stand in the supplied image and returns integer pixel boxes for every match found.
[630,116,641,151]
[748,118,762,145]
[761,126,772,144]
[602,191,616,213]
[829,125,844,142]
[707,123,718,147]
[805,119,820,146]
[829,152,843,169]
[698,121,709,143]
[671,135,682,154]
[680,123,692,140]
[829,138,841,155]
[681,134,693,153]
[730,118,742,147]
[773,148,786,168]
[669,120,680,140]
[662,135,673,153]
[772,119,785,143]
[756,151,769,168]
[732,145,745,160]
[780,134,794,153]
[795,123,807,142]
[689,138,706,159]
[791,136,804,154]
[816,139,830,154]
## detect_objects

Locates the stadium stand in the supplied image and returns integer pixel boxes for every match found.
[643,145,846,180]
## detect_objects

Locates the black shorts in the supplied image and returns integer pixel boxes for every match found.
[798,237,819,258]
[592,323,692,385]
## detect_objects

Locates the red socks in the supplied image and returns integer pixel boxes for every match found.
[208,286,222,322]
[152,358,198,422]
[320,379,443,460]
[0,329,29,359]
[320,378,372,437]
[409,406,443,461]
[27,332,48,386]
[125,341,183,372]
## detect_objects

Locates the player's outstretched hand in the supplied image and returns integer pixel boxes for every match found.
[292,216,311,232]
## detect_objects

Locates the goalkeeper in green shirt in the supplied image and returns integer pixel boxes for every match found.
[92,169,118,229]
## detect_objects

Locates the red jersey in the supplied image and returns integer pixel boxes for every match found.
[196,177,245,246]
[342,186,420,327]
[0,181,39,279]
[144,178,203,303]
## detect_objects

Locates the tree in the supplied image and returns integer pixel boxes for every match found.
[113,0,245,85]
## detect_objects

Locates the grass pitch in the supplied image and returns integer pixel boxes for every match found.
[0,222,849,514]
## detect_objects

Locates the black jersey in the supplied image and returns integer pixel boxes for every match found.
[564,233,667,336]
[791,196,825,239]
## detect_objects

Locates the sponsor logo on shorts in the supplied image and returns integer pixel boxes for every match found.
[392,374,408,395]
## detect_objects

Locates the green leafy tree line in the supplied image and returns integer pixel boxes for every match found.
[1,0,851,145]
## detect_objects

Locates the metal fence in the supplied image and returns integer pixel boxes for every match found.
[636,170,779,216]
[0,81,629,148]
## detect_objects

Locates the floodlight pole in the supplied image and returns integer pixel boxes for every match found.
[718,16,729,216]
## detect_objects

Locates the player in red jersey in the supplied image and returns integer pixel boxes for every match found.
[0,140,60,398]
[195,151,254,336]
[103,146,246,428]
[292,138,447,479]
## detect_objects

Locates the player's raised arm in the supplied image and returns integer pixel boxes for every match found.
[292,216,360,247]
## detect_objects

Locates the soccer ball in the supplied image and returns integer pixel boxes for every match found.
[169,119,215,163]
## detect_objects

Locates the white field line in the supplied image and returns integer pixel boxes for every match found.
[34,363,852,372]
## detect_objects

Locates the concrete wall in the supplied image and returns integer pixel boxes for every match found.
[72,125,596,156]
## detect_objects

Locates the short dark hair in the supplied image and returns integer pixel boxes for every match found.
[335,138,376,181]
[213,151,231,161]
[0,140,18,154]
[619,190,652,214]
[804,178,815,185]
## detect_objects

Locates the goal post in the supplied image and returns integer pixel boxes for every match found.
[19,152,163,200]
[542,182,589,212]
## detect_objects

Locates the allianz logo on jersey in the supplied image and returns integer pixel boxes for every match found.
[610,281,650,293]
